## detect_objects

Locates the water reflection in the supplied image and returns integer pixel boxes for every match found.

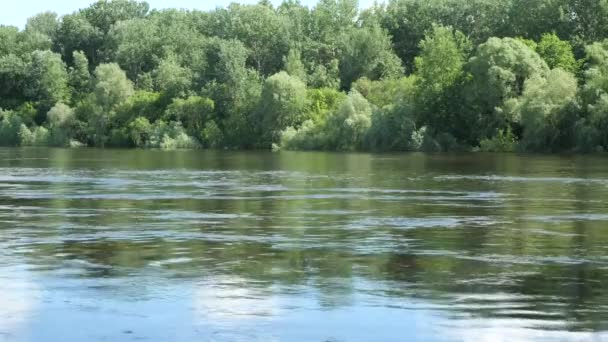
[446,319,607,342]
[1,148,608,340]
[194,276,282,321]
[0,268,40,339]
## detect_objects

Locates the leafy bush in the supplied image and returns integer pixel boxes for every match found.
[202,120,224,148]
[47,103,76,146]
[20,125,49,146]
[324,90,373,151]
[479,128,516,152]
[0,110,25,146]
[147,121,200,150]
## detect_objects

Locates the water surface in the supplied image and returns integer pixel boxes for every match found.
[1,148,608,341]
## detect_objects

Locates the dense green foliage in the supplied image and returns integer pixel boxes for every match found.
[2,0,608,152]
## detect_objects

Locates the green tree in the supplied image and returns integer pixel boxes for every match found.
[221,4,291,75]
[24,50,70,118]
[306,87,347,123]
[279,88,346,151]
[47,102,75,128]
[111,18,160,78]
[203,38,262,148]
[47,102,77,146]
[87,63,134,146]
[416,25,470,96]
[311,0,358,44]
[154,55,193,101]
[255,71,309,147]
[0,110,27,146]
[112,10,207,81]
[0,54,28,108]
[325,90,373,150]
[508,0,567,40]
[309,59,340,89]
[81,0,150,35]
[146,120,200,149]
[164,96,215,139]
[127,116,152,147]
[150,10,207,78]
[201,120,224,148]
[0,26,22,56]
[55,13,102,66]
[0,25,51,57]
[537,33,578,72]
[586,94,608,150]
[278,0,313,45]
[582,40,608,107]
[76,0,150,63]
[357,76,419,150]
[339,25,404,89]
[509,0,608,47]
[502,68,580,151]
[25,12,59,54]
[414,25,471,139]
[283,49,308,83]
[580,40,608,149]
[19,125,50,146]
[4,0,608,152]
[93,63,134,110]
[25,12,59,39]
[114,90,163,125]
[466,37,549,141]
[380,0,511,71]
[69,50,92,102]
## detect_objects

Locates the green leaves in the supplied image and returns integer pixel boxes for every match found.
[219,3,291,75]
[537,33,578,72]
[154,55,193,101]
[2,0,608,153]
[78,63,135,146]
[93,63,134,110]
[507,69,579,151]
[256,71,309,146]
[25,50,69,115]
[325,90,373,151]
[164,96,215,138]
[465,37,549,141]
[415,25,470,94]
[413,25,469,136]
[338,24,404,89]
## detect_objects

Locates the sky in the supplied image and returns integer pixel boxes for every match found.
[1,0,377,28]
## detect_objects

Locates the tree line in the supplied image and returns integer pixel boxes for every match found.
[2,0,608,152]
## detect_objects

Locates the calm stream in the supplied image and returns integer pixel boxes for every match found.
[1,148,608,341]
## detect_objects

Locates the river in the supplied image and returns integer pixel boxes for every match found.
[1,148,607,341]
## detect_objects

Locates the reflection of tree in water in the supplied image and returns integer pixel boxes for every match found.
[5,149,608,332]
[21,222,608,331]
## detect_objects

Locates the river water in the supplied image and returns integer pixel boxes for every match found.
[1,148,608,341]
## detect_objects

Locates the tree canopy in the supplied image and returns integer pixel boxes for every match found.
[1,0,608,153]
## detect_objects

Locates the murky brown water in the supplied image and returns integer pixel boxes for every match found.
[1,148,608,341]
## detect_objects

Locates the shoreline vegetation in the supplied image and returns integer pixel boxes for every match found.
[1,1,608,153]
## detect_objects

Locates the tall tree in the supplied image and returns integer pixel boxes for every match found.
[465,37,549,141]
[255,71,309,146]
[338,25,403,89]
[69,51,92,102]
[414,25,471,138]
[24,50,70,118]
